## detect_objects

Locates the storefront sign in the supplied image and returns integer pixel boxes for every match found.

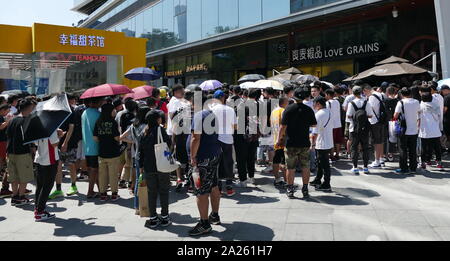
[59,34,105,48]
[292,42,381,62]
[165,70,183,77]
[186,63,208,73]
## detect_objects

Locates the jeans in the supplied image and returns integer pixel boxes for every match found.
[350,131,370,168]
[145,172,170,217]
[234,135,258,182]
[35,163,58,212]
[421,137,442,163]
[315,149,331,186]
[398,135,418,171]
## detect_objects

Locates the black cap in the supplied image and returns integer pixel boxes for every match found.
[113,98,123,108]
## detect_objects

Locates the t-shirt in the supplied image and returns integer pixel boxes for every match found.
[346,97,373,133]
[281,102,317,148]
[368,92,386,125]
[271,107,285,150]
[120,111,135,135]
[211,103,236,145]
[71,104,85,146]
[187,110,221,161]
[81,108,100,156]
[167,97,191,136]
[6,116,30,155]
[312,108,334,150]
[0,116,7,142]
[419,102,442,139]
[385,97,399,121]
[93,119,121,159]
[58,108,77,150]
[343,94,356,123]
[34,131,59,166]
[444,94,450,123]
[326,99,342,129]
[432,93,444,128]
[155,100,168,114]
[395,98,420,136]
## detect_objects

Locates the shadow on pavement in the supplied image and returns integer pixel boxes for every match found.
[332,187,381,198]
[0,198,5,206]
[16,202,67,213]
[227,193,279,205]
[48,217,116,238]
[421,170,450,179]
[0,216,5,222]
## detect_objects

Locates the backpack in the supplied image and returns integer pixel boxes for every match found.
[372,94,389,124]
[395,101,407,136]
[351,100,370,134]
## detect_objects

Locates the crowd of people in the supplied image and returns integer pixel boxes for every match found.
[0,78,449,237]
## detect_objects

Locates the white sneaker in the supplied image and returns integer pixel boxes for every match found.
[370,162,382,169]
[351,168,360,174]
[249,178,256,185]
[237,181,248,188]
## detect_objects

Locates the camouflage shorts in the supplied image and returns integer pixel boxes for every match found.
[60,148,78,164]
[189,156,220,196]
[284,147,310,170]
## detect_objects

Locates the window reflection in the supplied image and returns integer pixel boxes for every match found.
[202,0,219,38]
[186,0,202,42]
[218,0,238,33]
[239,0,262,27]
[263,0,290,22]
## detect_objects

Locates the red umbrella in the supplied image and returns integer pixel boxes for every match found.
[122,86,155,100]
[80,84,132,99]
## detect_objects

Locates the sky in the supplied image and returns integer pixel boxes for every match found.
[0,0,86,27]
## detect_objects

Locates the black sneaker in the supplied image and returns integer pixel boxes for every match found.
[175,180,183,192]
[274,180,285,187]
[286,187,295,199]
[145,217,161,229]
[302,188,310,199]
[208,213,221,225]
[316,184,332,192]
[11,196,20,206]
[189,222,212,237]
[160,215,172,227]
[309,179,321,187]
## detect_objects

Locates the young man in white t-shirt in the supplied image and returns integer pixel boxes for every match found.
[325,89,342,162]
[368,85,388,168]
[393,88,420,174]
[310,97,334,191]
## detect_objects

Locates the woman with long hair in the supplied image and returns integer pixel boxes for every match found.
[139,110,172,228]
[93,103,121,202]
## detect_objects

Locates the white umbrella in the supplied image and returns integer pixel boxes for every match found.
[438,79,450,91]
[254,80,284,91]
[240,82,258,89]
[321,81,335,88]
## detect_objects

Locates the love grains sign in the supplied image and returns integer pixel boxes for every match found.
[291,42,381,63]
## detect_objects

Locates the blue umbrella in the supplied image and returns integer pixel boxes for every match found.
[125,67,161,81]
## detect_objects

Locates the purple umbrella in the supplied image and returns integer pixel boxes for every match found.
[125,67,161,81]
[199,80,223,91]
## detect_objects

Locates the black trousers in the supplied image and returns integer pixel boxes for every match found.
[315,149,331,186]
[398,135,418,172]
[234,135,258,182]
[35,163,58,212]
[218,141,234,187]
[421,137,442,163]
[145,172,170,218]
[350,132,370,168]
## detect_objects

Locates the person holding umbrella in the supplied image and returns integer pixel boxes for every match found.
[82,97,104,199]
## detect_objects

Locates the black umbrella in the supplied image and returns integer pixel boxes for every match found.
[238,74,266,84]
[22,94,72,145]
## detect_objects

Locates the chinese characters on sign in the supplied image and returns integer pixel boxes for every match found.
[186,63,208,73]
[165,70,183,77]
[291,42,381,62]
[60,34,105,48]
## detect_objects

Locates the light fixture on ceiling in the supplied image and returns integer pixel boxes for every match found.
[392,6,399,18]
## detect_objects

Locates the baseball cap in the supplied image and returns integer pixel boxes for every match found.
[352,86,362,95]
[213,90,225,99]
[159,88,167,99]
[440,85,449,91]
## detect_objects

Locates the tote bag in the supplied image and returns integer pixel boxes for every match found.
[138,181,149,218]
[155,126,180,173]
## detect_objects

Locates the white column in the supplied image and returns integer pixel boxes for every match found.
[435,0,450,79]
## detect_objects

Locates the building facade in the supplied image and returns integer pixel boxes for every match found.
[74,0,448,86]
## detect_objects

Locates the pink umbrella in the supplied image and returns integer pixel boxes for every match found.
[123,86,155,100]
[80,84,132,99]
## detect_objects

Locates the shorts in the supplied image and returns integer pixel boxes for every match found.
[371,123,387,144]
[259,145,274,152]
[273,149,285,165]
[175,134,188,166]
[7,153,34,183]
[60,148,77,164]
[85,156,99,169]
[333,128,344,144]
[284,147,310,170]
[76,140,85,160]
[190,156,220,196]
[0,141,6,159]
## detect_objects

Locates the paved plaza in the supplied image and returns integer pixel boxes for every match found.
[1,156,450,241]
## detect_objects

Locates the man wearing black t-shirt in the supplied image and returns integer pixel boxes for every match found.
[277,86,317,199]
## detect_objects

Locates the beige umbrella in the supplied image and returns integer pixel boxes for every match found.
[254,80,285,91]
[281,67,303,74]
[344,56,428,82]
[268,73,303,83]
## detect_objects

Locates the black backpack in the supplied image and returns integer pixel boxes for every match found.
[351,100,370,134]
[372,94,389,125]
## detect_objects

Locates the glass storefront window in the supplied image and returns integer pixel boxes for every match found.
[174,0,187,43]
[290,0,341,14]
[152,2,163,50]
[218,0,238,33]
[202,0,219,38]
[187,0,202,42]
[143,8,153,52]
[162,0,175,48]
[239,0,262,28]
[263,0,290,22]
[135,13,144,38]
[0,53,33,94]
